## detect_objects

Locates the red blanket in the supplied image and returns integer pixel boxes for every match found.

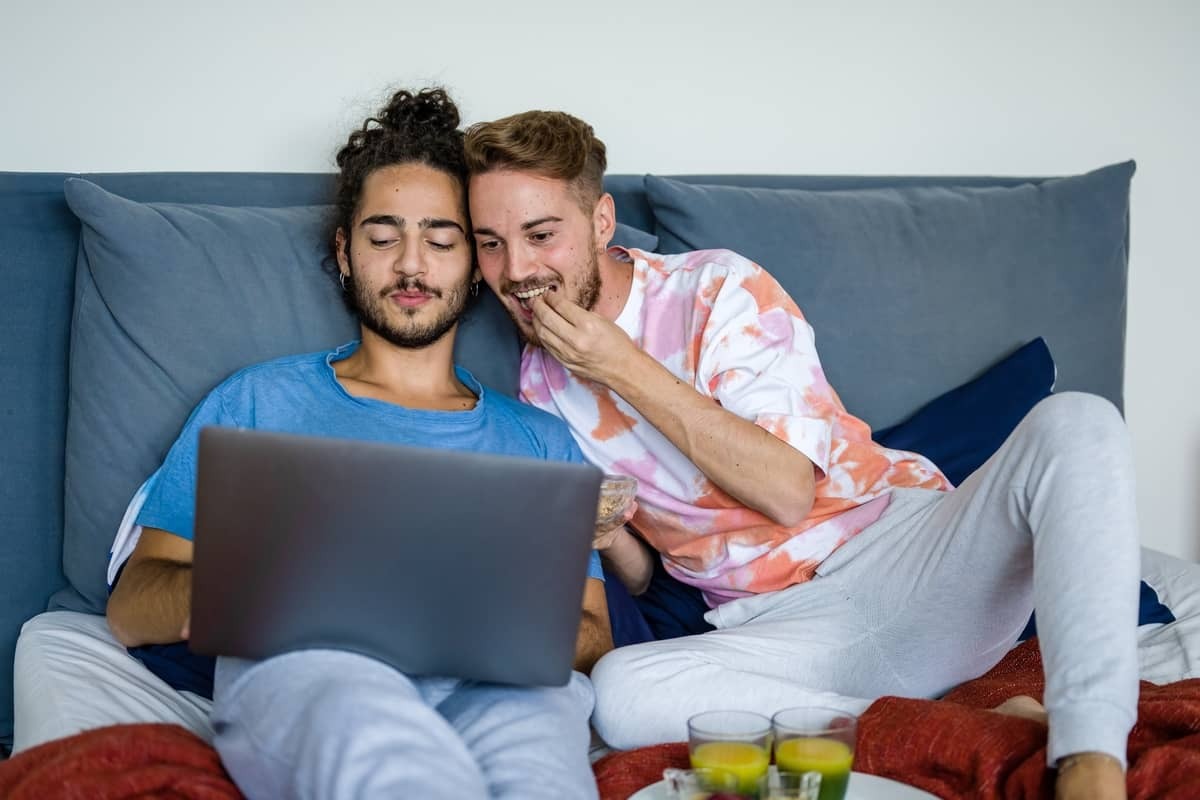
[4,641,1199,799]
[593,640,1200,800]
[0,723,242,799]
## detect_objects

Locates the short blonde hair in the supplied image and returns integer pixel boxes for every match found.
[464,111,607,213]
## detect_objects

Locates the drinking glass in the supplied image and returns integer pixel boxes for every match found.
[662,767,743,799]
[758,767,822,800]
[687,710,772,796]
[771,707,857,800]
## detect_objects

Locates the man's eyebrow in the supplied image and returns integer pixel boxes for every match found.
[521,216,562,231]
[421,218,465,234]
[471,216,564,238]
[360,214,403,228]
[360,215,464,234]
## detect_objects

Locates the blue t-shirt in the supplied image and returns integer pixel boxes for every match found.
[130,341,603,696]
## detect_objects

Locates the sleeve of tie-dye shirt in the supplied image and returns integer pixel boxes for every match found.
[694,258,838,476]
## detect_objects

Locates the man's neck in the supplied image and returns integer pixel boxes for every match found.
[593,250,635,322]
[334,327,476,412]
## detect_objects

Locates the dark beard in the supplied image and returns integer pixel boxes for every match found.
[576,247,602,312]
[346,272,467,349]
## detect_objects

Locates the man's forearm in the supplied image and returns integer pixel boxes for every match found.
[106,559,192,647]
[573,609,613,674]
[599,527,655,595]
[607,351,816,527]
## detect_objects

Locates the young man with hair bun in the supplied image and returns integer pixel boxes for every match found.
[107,89,609,800]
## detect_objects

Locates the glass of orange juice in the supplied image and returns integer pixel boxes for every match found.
[771,707,857,800]
[687,710,772,797]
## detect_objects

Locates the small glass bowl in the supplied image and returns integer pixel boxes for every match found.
[596,474,638,527]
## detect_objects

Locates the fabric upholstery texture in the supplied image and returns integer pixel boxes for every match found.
[645,162,1134,429]
[874,337,1056,486]
[0,173,78,743]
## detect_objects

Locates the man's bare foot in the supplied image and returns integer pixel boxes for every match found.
[1056,752,1126,800]
[991,694,1048,724]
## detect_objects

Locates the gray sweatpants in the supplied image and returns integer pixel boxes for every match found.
[591,392,1140,767]
[211,650,598,800]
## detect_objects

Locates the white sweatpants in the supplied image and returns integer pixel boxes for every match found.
[211,650,598,800]
[591,393,1140,767]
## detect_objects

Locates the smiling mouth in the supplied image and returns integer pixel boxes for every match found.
[512,284,555,312]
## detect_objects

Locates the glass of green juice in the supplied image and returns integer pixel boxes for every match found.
[771,707,857,800]
[687,710,773,797]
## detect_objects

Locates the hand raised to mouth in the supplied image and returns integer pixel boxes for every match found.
[529,288,640,387]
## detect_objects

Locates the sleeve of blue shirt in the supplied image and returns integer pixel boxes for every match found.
[136,388,240,541]
[537,420,605,583]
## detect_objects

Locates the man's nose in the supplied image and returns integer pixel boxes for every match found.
[504,245,539,283]
[393,238,425,276]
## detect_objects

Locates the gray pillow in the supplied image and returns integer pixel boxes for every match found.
[613,222,658,252]
[58,179,521,613]
[644,163,1134,429]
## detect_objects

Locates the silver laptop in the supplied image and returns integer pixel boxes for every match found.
[189,426,602,687]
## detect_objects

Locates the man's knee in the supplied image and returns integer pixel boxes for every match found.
[1022,392,1127,449]
[444,671,594,738]
[215,650,413,733]
[590,645,660,749]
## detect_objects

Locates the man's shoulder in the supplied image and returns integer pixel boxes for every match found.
[639,248,762,292]
[485,388,569,432]
[646,248,759,275]
[483,388,578,454]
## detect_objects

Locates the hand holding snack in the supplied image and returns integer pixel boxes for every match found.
[594,474,638,550]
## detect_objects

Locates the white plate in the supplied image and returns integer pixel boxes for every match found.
[628,771,939,800]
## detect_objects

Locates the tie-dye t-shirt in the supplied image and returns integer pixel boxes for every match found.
[521,248,951,606]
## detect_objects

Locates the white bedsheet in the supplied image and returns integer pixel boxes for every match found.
[1134,546,1200,684]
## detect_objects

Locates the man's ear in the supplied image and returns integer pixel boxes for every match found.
[334,228,350,276]
[593,193,617,250]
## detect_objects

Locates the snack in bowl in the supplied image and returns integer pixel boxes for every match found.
[596,474,638,528]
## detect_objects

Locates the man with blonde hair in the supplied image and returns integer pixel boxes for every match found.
[464,110,1137,800]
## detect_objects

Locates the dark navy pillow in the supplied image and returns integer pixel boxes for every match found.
[603,566,656,647]
[872,337,1172,636]
[873,337,1055,486]
[633,558,716,641]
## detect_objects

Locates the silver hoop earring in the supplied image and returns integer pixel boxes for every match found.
[339,272,348,291]
[471,281,480,298]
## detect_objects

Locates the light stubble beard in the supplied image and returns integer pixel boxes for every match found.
[506,239,602,346]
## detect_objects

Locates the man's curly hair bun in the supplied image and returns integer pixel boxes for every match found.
[377,88,460,135]
[335,87,464,171]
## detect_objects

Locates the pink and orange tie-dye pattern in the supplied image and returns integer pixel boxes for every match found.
[521,248,951,606]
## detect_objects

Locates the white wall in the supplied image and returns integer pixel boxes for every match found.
[4,0,1198,559]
